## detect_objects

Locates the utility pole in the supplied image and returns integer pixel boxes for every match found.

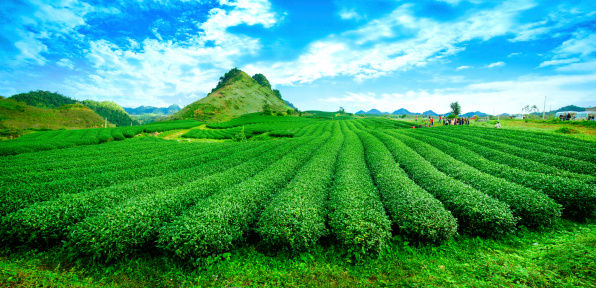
[543,96,546,120]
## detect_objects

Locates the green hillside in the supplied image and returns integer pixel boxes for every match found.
[0,98,104,139]
[171,68,291,122]
[81,100,139,126]
[10,90,78,109]
[8,91,138,127]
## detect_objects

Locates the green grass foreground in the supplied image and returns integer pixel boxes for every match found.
[1,218,594,287]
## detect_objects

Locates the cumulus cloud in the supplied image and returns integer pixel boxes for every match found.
[200,0,278,45]
[486,61,505,68]
[456,65,472,71]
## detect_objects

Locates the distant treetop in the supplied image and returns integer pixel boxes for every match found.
[211,68,242,93]
[10,90,77,109]
[252,73,271,90]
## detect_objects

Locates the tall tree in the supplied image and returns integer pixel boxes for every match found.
[522,105,530,114]
[450,101,461,116]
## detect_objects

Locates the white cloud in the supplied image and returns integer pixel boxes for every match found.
[428,75,468,84]
[1,0,119,67]
[436,0,484,5]
[553,30,596,57]
[507,52,521,57]
[339,9,361,20]
[539,29,596,72]
[456,65,472,71]
[60,0,281,107]
[538,58,580,68]
[246,0,535,85]
[56,58,75,69]
[556,60,596,72]
[199,0,278,45]
[509,4,596,43]
[486,61,505,68]
[320,73,596,114]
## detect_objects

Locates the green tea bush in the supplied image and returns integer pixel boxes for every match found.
[257,122,343,251]
[327,123,391,258]
[372,131,517,236]
[397,132,562,228]
[356,128,457,243]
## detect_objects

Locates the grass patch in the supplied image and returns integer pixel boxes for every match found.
[1,218,594,287]
[555,127,580,134]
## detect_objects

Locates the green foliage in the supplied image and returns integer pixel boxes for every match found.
[450,127,595,176]
[398,131,562,228]
[172,70,289,122]
[252,73,272,90]
[373,130,518,236]
[0,120,202,156]
[327,122,392,259]
[0,98,104,132]
[158,132,326,259]
[257,122,343,251]
[262,103,273,115]
[272,89,282,100]
[231,126,247,142]
[423,127,596,219]
[355,125,458,243]
[211,68,242,93]
[81,100,138,127]
[449,101,461,116]
[9,90,77,109]
[1,116,595,273]
[556,127,579,134]
[1,219,596,287]
[69,141,289,260]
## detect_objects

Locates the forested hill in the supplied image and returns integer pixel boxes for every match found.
[81,100,139,126]
[8,91,138,126]
[0,98,104,137]
[10,90,77,109]
[171,68,291,122]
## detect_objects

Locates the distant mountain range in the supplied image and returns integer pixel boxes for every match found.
[355,108,489,117]
[124,104,181,115]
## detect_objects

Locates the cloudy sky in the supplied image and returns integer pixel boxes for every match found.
[1,0,595,114]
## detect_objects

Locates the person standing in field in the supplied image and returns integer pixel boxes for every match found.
[495,121,501,128]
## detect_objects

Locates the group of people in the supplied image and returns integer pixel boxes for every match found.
[411,116,471,128]
[559,113,573,121]
[442,116,470,126]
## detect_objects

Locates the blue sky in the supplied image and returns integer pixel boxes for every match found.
[1,0,595,114]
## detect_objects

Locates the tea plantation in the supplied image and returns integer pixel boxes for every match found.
[0,116,594,287]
